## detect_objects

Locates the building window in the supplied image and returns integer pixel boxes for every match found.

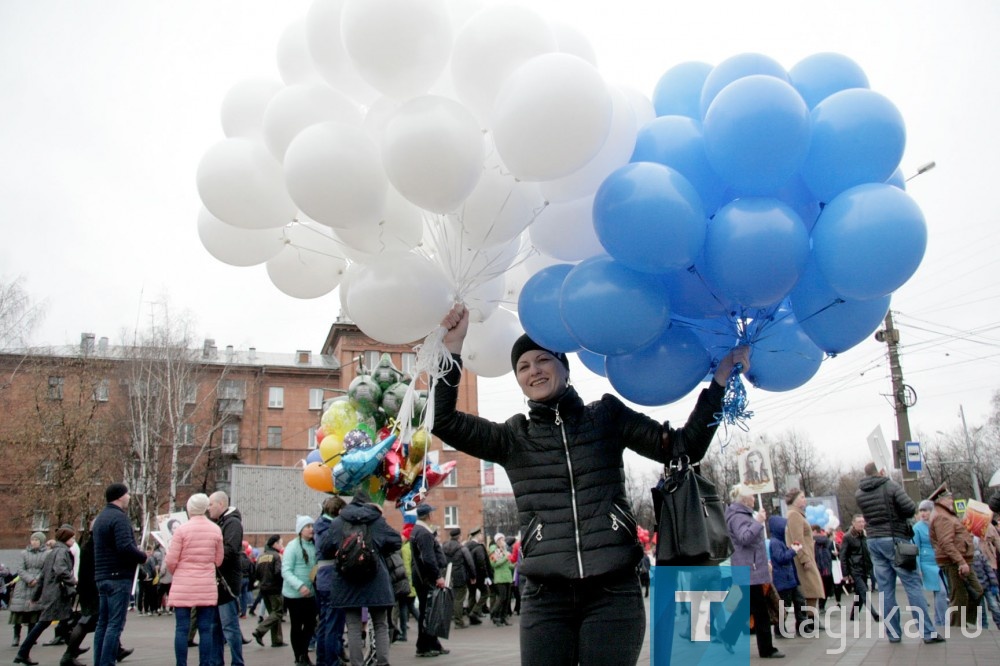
[32,510,50,531]
[267,426,282,449]
[363,350,381,372]
[217,465,231,483]
[443,467,457,488]
[309,388,325,410]
[444,506,459,529]
[401,352,417,378]
[222,423,240,454]
[93,379,110,402]
[37,461,56,485]
[218,379,246,400]
[182,382,197,404]
[308,427,318,450]
[178,423,195,445]
[268,387,284,409]
[48,376,64,400]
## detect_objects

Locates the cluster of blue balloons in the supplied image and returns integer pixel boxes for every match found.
[805,503,837,530]
[518,52,927,405]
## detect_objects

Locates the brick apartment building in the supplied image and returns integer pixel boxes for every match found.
[0,320,484,549]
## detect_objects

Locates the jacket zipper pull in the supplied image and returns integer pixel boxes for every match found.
[554,405,562,426]
[611,514,619,531]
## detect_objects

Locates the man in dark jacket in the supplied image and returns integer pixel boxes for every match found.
[251,535,285,648]
[209,491,245,666]
[441,528,476,629]
[929,484,982,627]
[92,483,146,666]
[410,504,448,658]
[840,514,878,621]
[855,463,942,644]
[464,528,490,624]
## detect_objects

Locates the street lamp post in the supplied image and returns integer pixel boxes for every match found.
[959,404,982,502]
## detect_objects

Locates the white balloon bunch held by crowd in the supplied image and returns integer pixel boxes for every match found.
[194,1,927,436]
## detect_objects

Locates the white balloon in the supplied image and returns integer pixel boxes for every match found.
[283,122,387,229]
[621,85,656,128]
[550,21,597,66]
[197,208,286,267]
[266,221,348,299]
[263,83,362,161]
[428,225,520,291]
[221,78,284,140]
[346,252,454,344]
[338,260,362,320]
[502,238,564,310]
[540,85,638,203]
[196,138,297,230]
[462,307,523,377]
[449,167,543,250]
[364,97,401,140]
[381,95,485,213]
[529,195,604,261]
[464,274,505,323]
[305,0,379,104]
[341,0,453,100]
[276,19,323,85]
[332,187,424,260]
[492,54,613,181]
[450,5,557,122]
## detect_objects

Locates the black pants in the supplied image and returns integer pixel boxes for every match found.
[519,571,645,666]
[414,580,443,654]
[284,595,318,662]
[721,584,778,657]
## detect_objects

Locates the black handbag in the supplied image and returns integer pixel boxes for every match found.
[424,587,455,639]
[893,542,919,571]
[652,456,733,566]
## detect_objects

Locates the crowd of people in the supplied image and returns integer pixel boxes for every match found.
[715,461,1000,658]
[3,481,540,666]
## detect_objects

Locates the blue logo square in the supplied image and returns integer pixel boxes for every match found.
[650,566,751,665]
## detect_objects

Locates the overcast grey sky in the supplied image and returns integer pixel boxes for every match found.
[2,0,999,474]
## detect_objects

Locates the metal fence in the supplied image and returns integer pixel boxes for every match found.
[230,465,330,535]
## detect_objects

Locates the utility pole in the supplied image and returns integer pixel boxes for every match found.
[959,404,982,502]
[875,311,920,501]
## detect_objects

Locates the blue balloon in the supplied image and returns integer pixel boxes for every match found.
[653,61,713,119]
[517,264,582,353]
[306,449,323,465]
[886,167,906,190]
[576,349,607,377]
[800,88,906,203]
[606,325,710,405]
[630,116,728,213]
[703,198,810,308]
[699,53,789,118]
[559,256,670,356]
[704,76,811,196]
[746,313,823,392]
[774,176,821,232]
[790,259,891,354]
[789,52,870,109]
[812,183,926,300]
[660,264,732,320]
[672,315,738,370]
[593,162,706,274]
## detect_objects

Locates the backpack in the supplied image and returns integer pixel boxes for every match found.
[336,522,377,583]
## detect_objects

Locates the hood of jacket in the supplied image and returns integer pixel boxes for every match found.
[341,501,382,525]
[768,515,787,541]
[858,475,890,493]
[934,496,957,516]
[219,506,242,525]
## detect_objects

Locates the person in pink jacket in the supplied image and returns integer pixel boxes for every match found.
[165,493,224,666]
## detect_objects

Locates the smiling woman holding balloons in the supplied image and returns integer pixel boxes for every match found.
[432,303,748,666]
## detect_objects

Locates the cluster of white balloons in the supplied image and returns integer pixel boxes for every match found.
[195,0,656,376]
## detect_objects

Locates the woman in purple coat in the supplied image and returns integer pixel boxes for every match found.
[719,485,784,659]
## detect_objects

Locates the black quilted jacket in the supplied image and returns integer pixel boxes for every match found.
[432,355,724,581]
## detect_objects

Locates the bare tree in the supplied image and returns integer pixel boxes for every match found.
[623,465,661,531]
[0,276,45,350]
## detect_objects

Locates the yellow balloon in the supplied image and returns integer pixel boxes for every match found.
[321,400,360,440]
[320,435,346,467]
[408,428,429,465]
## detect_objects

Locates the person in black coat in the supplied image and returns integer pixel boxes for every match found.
[324,489,401,666]
[840,514,878,622]
[464,528,490,624]
[433,304,748,666]
[441,528,476,629]
[410,504,448,658]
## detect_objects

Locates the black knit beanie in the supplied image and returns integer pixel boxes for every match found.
[510,334,570,373]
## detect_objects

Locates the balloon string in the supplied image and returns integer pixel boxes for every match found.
[712,362,754,441]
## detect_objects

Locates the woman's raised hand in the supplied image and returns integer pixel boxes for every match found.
[713,345,750,387]
[441,303,469,355]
